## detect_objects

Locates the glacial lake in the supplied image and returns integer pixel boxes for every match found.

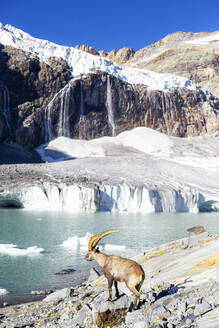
[0,210,218,305]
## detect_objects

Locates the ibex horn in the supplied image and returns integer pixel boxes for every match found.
[88,229,118,251]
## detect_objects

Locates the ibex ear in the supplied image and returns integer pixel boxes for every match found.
[95,247,100,253]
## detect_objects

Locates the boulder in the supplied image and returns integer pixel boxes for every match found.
[194,300,212,316]
[55,268,76,275]
[125,309,148,326]
[43,287,74,302]
[150,304,171,324]
[91,291,130,325]
[87,267,100,283]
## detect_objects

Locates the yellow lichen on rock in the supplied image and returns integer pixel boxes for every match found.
[190,254,219,274]
[195,254,219,267]
[155,317,167,324]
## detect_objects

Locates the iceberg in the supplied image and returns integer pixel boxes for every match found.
[62,232,93,249]
[0,288,8,295]
[0,244,44,256]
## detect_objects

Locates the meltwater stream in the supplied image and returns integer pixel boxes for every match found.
[0,210,218,305]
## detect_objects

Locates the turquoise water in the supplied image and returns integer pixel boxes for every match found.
[0,210,218,305]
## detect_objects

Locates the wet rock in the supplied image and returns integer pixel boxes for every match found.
[187,225,205,235]
[31,289,53,295]
[55,268,76,275]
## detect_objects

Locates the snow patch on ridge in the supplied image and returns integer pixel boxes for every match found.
[36,127,173,161]
[186,32,219,45]
[0,23,197,92]
[36,127,219,173]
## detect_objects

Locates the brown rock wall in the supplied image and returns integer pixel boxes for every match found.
[0,45,71,140]
[0,45,218,149]
[14,72,219,148]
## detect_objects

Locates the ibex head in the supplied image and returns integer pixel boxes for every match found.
[85,229,118,261]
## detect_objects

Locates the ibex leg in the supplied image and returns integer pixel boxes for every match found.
[114,280,120,298]
[106,276,113,301]
[126,283,141,310]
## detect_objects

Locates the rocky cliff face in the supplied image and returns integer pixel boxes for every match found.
[13,71,219,148]
[75,44,99,56]
[75,44,135,66]
[0,44,219,149]
[0,45,71,146]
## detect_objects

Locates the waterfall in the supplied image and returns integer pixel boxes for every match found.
[0,84,12,137]
[78,79,87,140]
[161,93,169,135]
[58,83,71,138]
[44,95,55,142]
[80,80,84,116]
[44,82,71,142]
[106,75,115,136]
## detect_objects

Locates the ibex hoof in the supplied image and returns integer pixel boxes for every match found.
[107,298,112,302]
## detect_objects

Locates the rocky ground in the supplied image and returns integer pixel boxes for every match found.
[0,229,218,328]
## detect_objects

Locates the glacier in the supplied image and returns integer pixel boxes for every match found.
[0,182,204,213]
[0,22,198,92]
[1,127,219,213]
[0,174,217,214]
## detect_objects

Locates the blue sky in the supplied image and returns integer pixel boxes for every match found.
[1,0,218,52]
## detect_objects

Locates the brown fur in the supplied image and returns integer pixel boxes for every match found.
[85,249,145,309]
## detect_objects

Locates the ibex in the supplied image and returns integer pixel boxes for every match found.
[85,229,145,310]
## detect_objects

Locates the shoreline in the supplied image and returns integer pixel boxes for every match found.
[0,270,90,308]
[0,230,218,327]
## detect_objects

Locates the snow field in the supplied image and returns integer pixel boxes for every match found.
[0,23,198,92]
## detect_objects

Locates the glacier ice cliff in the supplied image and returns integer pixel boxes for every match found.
[0,182,210,213]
